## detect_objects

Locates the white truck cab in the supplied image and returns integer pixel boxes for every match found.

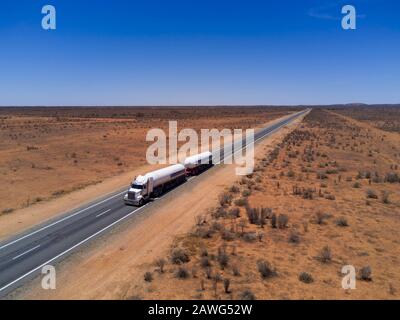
[123,164,186,206]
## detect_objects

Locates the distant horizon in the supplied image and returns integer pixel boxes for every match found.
[1,103,400,108]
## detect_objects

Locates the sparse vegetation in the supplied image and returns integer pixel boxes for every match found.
[1,208,14,214]
[288,230,300,243]
[336,217,349,227]
[155,258,166,273]
[359,266,372,281]
[217,246,229,269]
[139,108,400,300]
[298,272,314,284]
[219,192,233,207]
[319,246,332,263]
[171,248,190,264]
[144,272,153,282]
[277,214,289,229]
[366,189,378,199]
[257,260,277,279]
[239,289,256,300]
[175,266,190,279]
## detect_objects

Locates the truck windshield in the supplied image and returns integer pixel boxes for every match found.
[131,184,143,189]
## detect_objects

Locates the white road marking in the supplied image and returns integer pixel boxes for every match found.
[12,245,41,261]
[0,190,126,251]
[96,209,111,218]
[0,205,148,293]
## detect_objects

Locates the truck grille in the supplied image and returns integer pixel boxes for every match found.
[127,192,135,200]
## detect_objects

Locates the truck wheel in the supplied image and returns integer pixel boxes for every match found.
[139,199,144,206]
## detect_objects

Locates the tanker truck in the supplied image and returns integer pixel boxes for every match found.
[123,164,186,206]
[184,151,213,175]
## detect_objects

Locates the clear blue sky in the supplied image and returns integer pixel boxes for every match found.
[0,0,399,106]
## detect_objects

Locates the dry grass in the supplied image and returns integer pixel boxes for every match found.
[0,107,293,214]
[140,109,400,300]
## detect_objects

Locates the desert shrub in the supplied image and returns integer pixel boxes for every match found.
[302,188,314,199]
[196,226,214,239]
[200,247,208,257]
[385,172,399,183]
[261,207,273,219]
[257,231,265,242]
[271,213,277,228]
[213,207,227,219]
[194,215,205,226]
[234,198,248,207]
[257,260,277,279]
[326,169,338,175]
[239,289,256,300]
[1,208,14,214]
[366,189,378,199]
[229,185,240,193]
[277,214,289,229]
[221,229,236,241]
[214,273,223,283]
[324,194,336,200]
[382,191,390,204]
[52,190,65,196]
[155,258,166,273]
[242,189,251,197]
[191,267,198,278]
[175,266,190,279]
[243,232,257,242]
[372,175,382,183]
[319,246,332,263]
[299,272,314,284]
[223,278,231,293]
[359,266,372,281]
[200,256,211,268]
[219,192,233,207]
[288,230,300,243]
[336,217,349,227]
[246,179,255,189]
[287,170,295,178]
[353,182,361,188]
[217,248,229,269]
[144,272,153,282]
[315,211,329,225]
[205,267,213,279]
[316,171,328,180]
[238,218,247,233]
[211,221,224,231]
[246,207,260,225]
[228,207,240,218]
[171,248,190,264]
[26,145,39,151]
[232,265,241,276]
